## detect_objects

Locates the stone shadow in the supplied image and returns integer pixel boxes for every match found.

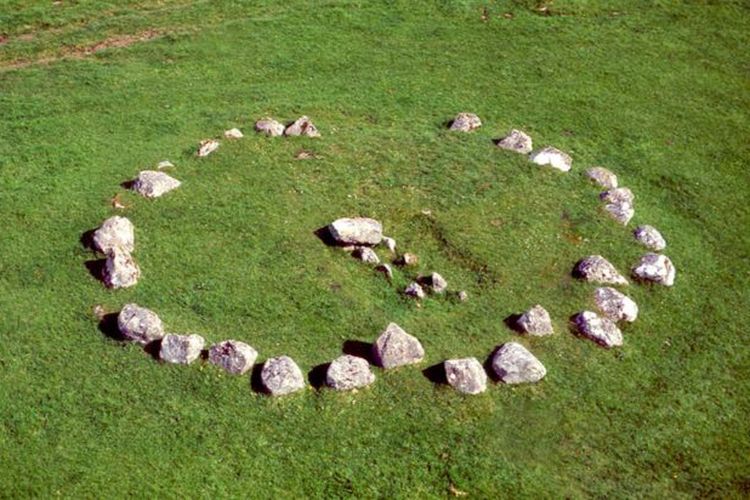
[84,258,106,283]
[80,228,97,251]
[97,312,125,341]
[503,313,524,333]
[308,362,331,390]
[143,338,163,361]
[313,225,338,247]
[422,362,447,385]
[342,340,374,364]
[484,347,502,383]
[250,362,270,395]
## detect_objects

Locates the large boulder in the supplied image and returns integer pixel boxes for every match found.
[372,323,425,369]
[529,147,572,172]
[572,311,623,348]
[586,167,618,189]
[92,216,134,253]
[444,357,487,394]
[326,355,375,391]
[449,112,482,132]
[328,217,383,246]
[490,342,546,384]
[594,287,638,323]
[261,356,305,396]
[496,129,533,154]
[632,253,676,286]
[160,333,205,364]
[633,225,667,251]
[208,340,257,375]
[574,255,628,285]
[131,170,181,198]
[117,303,164,344]
[284,116,320,137]
[517,304,554,336]
[103,248,140,289]
[255,118,285,137]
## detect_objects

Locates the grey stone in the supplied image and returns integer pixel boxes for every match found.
[517,304,554,336]
[284,116,320,137]
[353,246,380,264]
[490,342,546,384]
[600,187,634,205]
[103,248,140,289]
[131,170,181,198]
[372,323,425,369]
[223,128,244,139]
[375,264,393,280]
[496,129,533,154]
[326,355,375,391]
[381,236,397,253]
[255,118,285,137]
[208,340,257,375]
[449,112,482,132]
[529,147,572,172]
[572,311,623,348]
[92,216,134,253]
[575,255,628,285]
[328,217,383,246]
[261,356,305,396]
[445,357,487,394]
[395,252,419,267]
[117,303,164,345]
[633,225,666,251]
[604,201,635,225]
[160,333,205,364]
[632,253,675,286]
[418,272,448,294]
[586,167,618,189]
[404,282,426,299]
[457,290,469,302]
[594,287,638,323]
[197,139,220,157]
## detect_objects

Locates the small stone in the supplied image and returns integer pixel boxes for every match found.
[157,160,174,169]
[529,146,572,172]
[418,272,448,294]
[208,340,257,375]
[326,355,375,391]
[294,149,316,160]
[131,170,181,198]
[632,253,676,286]
[381,236,397,253]
[444,357,487,394]
[457,290,469,302]
[395,252,419,267]
[353,247,380,264]
[572,311,623,348]
[284,116,320,137]
[574,255,628,285]
[117,303,164,345]
[496,129,533,154]
[600,187,634,205]
[255,118,285,137]
[92,216,134,253]
[449,112,482,132]
[261,356,305,395]
[404,282,426,299]
[604,201,634,225]
[517,304,554,336]
[586,167,618,189]
[375,264,393,280]
[197,139,220,157]
[594,287,638,323]
[372,323,424,369]
[328,217,383,246]
[633,225,666,251]
[103,248,140,289]
[160,333,205,364]
[223,128,244,139]
[490,342,546,384]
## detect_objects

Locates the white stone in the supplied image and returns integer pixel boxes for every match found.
[255,118,285,136]
[328,217,383,246]
[326,355,375,391]
[529,146,572,172]
[92,216,134,253]
[131,170,181,198]
[372,323,424,369]
[404,282,426,299]
[261,356,305,396]
[353,247,380,264]
[633,225,667,251]
[157,160,174,169]
[490,342,546,384]
[445,357,487,394]
[381,236,397,253]
[197,139,220,157]
[223,128,244,139]
[496,129,533,154]
[284,116,320,137]
[632,253,676,286]
[586,167,618,189]
[103,248,140,289]
[117,303,164,345]
[575,255,628,285]
[457,290,469,302]
[209,340,257,375]
[396,253,419,266]
[160,333,205,364]
[449,112,482,132]
[517,304,554,336]
[594,287,638,323]
[572,311,623,348]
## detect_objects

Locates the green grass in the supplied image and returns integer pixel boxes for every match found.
[1,0,749,497]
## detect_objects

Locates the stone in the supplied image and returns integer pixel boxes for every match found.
[103,248,140,289]
[572,311,623,348]
[353,246,380,264]
[197,139,220,157]
[395,252,419,267]
[490,342,546,384]
[92,215,134,253]
[223,128,244,139]
[496,129,533,154]
[261,356,305,396]
[328,217,383,246]
[326,355,375,391]
[284,116,320,137]
[574,255,628,285]
[457,290,469,302]
[117,304,164,345]
[418,272,448,294]
[404,282,426,299]
[372,323,425,369]
[586,167,618,189]
[449,112,482,132]
[160,333,205,364]
[131,170,181,198]
[444,357,487,394]
[600,187,634,205]
[517,304,554,336]
[255,118,286,136]
[208,340,257,375]
[529,147,572,172]
[594,287,638,323]
[381,236,397,253]
[157,160,174,169]
[604,201,634,225]
[375,264,393,280]
[634,225,666,251]
[632,253,676,286]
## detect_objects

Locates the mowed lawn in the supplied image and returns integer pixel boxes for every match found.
[1,0,748,497]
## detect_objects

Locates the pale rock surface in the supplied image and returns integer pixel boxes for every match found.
[224,128,244,139]
[594,287,638,323]
[103,248,140,289]
[632,253,676,286]
[457,290,469,302]
[396,252,419,267]
[529,146,572,172]
[404,282,426,299]
[604,201,635,225]
[157,160,174,169]
[381,236,397,253]
[517,304,554,336]
[92,216,134,253]
[326,355,375,391]
[586,167,618,189]
[490,342,546,384]
[600,187,634,205]
[131,170,181,198]
[372,323,425,369]
[449,112,482,132]
[209,340,257,375]
[197,139,220,157]
[575,255,628,285]
[255,118,285,137]
[284,116,320,137]
[117,303,164,345]
[633,225,667,251]
[261,356,305,395]
[496,129,533,154]
[328,217,383,246]
[445,357,487,394]
[418,272,448,294]
[160,333,205,364]
[572,311,623,348]
[353,246,380,264]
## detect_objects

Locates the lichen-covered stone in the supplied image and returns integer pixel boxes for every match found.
[197,139,220,157]
[586,167,618,189]
[92,216,134,253]
[160,333,205,364]
[255,118,285,137]
[632,253,676,286]
[574,255,628,285]
[449,112,482,132]
[517,304,554,336]
[496,129,532,154]
[208,340,257,375]
[490,342,546,384]
[131,170,181,198]
[445,357,487,394]
[572,311,623,348]
[103,248,140,289]
[328,217,383,246]
[529,146,572,172]
[326,355,375,391]
[117,303,164,345]
[284,116,320,137]
[261,356,305,395]
[633,225,667,251]
[594,287,638,323]
[372,323,424,369]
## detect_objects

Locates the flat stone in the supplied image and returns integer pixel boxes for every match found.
[117,303,164,345]
[572,311,623,348]
[255,118,285,137]
[574,255,628,285]
[418,272,448,294]
[445,357,487,394]
[372,323,425,369]
[632,253,676,286]
[261,356,305,396]
[490,342,546,384]
[449,112,482,132]
[395,252,419,267]
[328,217,383,246]
[633,225,666,251]
[381,236,397,253]
[375,264,393,280]
[404,282,426,299]
[131,170,181,198]
[92,216,134,253]
[160,333,205,364]
[157,160,174,169]
[586,167,618,189]
[529,146,572,172]
[517,304,554,336]
[600,187,634,205]
[224,128,244,139]
[197,139,220,157]
[594,287,638,323]
[103,248,140,289]
[496,129,533,154]
[284,116,320,137]
[604,201,635,225]
[326,355,375,391]
[208,340,257,375]
[353,246,380,264]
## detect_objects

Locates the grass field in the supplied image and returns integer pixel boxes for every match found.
[1,0,749,497]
